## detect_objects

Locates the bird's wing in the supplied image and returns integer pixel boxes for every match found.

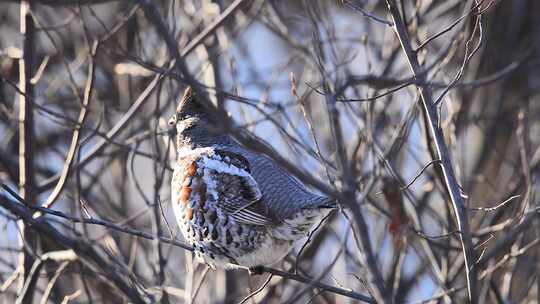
[190,149,276,226]
[240,151,336,218]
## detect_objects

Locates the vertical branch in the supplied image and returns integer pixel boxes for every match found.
[325,88,389,303]
[151,79,170,304]
[307,1,388,300]
[17,2,37,303]
[17,2,35,218]
[384,1,478,302]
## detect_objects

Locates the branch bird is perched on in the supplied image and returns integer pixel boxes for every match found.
[169,87,336,270]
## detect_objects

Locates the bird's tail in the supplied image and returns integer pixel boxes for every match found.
[272,207,333,241]
[272,197,335,241]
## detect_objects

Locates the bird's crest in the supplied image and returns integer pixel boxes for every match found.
[176,86,194,113]
[176,86,206,118]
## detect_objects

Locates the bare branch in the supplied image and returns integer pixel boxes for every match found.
[384,1,478,302]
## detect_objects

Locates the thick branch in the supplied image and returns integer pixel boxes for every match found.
[17,3,37,303]
[1,185,373,303]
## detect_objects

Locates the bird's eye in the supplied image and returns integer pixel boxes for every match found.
[168,115,177,126]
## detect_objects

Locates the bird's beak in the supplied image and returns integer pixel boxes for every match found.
[155,127,175,137]
[157,117,177,137]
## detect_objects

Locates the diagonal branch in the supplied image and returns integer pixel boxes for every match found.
[259,266,374,303]
[38,60,173,192]
[42,41,98,209]
[138,0,248,115]
[384,1,478,302]
[0,192,149,304]
[0,184,373,303]
[37,0,252,194]
[16,250,77,304]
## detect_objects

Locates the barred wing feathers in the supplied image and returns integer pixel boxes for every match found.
[177,147,277,226]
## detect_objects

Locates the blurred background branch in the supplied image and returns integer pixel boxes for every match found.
[0,0,539,303]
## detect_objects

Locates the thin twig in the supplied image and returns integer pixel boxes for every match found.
[415,1,484,52]
[384,1,478,302]
[190,266,211,304]
[39,60,175,191]
[238,274,273,304]
[41,41,98,209]
[0,192,149,303]
[0,184,374,303]
[468,195,521,212]
[342,0,393,26]
[400,159,442,191]
[259,266,373,303]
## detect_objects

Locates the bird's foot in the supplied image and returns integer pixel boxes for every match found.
[248,265,265,275]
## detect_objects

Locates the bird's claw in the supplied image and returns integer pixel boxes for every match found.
[248,265,265,275]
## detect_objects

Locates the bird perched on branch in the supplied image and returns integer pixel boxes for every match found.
[169,87,336,270]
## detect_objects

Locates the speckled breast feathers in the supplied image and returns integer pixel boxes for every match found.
[172,147,278,267]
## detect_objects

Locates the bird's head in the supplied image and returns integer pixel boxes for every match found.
[169,86,205,132]
[168,87,222,148]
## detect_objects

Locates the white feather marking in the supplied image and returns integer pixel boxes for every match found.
[176,146,214,158]
[201,166,218,200]
[202,157,250,177]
